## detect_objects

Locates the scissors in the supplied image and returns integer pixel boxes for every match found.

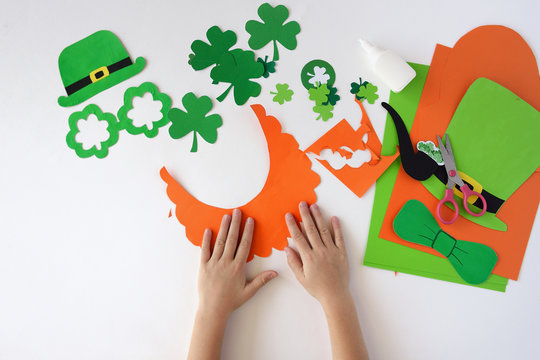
[436,134,487,224]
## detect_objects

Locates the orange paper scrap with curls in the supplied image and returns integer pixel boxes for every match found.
[161,104,320,261]
[380,25,540,280]
[305,97,400,198]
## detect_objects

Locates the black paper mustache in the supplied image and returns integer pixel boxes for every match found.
[381,102,447,182]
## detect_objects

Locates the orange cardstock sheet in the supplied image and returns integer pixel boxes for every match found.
[161,104,320,261]
[305,97,400,198]
[380,25,540,280]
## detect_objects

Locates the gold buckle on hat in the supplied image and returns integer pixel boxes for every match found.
[453,171,483,204]
[89,66,110,83]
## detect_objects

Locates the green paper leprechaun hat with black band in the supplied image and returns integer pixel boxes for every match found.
[383,78,540,232]
[58,30,145,107]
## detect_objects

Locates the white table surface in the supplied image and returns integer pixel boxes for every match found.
[1,0,539,359]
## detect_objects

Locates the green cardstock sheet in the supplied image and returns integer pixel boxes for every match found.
[421,78,540,231]
[363,63,508,292]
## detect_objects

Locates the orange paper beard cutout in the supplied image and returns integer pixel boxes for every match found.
[379,25,540,280]
[161,104,320,261]
[305,97,399,198]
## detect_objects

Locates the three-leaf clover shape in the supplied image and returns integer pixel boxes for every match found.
[257,56,276,78]
[308,66,330,86]
[308,84,334,121]
[117,82,172,138]
[350,77,379,103]
[188,26,237,70]
[245,3,301,61]
[270,83,294,105]
[168,92,223,152]
[210,49,264,105]
[66,104,119,159]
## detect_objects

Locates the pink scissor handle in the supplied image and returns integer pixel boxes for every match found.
[437,188,459,224]
[460,185,487,217]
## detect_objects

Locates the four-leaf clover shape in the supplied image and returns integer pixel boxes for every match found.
[246,3,301,61]
[168,92,223,152]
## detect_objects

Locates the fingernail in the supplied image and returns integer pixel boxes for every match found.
[310,203,318,211]
[233,208,241,215]
[268,272,278,280]
[285,213,293,220]
[332,216,339,225]
[299,201,308,208]
[204,228,210,235]
[247,217,254,224]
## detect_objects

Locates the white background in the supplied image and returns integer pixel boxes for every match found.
[1,0,539,359]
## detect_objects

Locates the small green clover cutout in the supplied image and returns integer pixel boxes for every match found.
[357,83,379,104]
[245,3,301,61]
[168,92,223,152]
[117,82,172,138]
[257,56,276,78]
[188,26,237,70]
[313,103,334,121]
[270,83,294,104]
[308,83,330,105]
[66,104,119,159]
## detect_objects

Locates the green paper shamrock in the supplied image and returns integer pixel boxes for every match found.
[357,83,379,104]
[313,103,334,121]
[245,3,301,61]
[210,49,264,105]
[117,82,171,138]
[270,83,294,104]
[257,56,276,78]
[350,77,370,97]
[188,26,237,71]
[323,86,340,106]
[66,104,119,159]
[168,92,223,152]
[308,83,330,105]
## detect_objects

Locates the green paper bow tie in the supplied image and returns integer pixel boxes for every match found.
[393,200,498,284]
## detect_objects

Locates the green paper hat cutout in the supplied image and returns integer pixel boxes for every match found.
[66,104,119,159]
[168,92,223,152]
[301,59,336,90]
[422,78,540,231]
[270,83,294,104]
[58,30,146,107]
[245,3,300,61]
[210,49,264,105]
[393,200,498,284]
[117,82,172,138]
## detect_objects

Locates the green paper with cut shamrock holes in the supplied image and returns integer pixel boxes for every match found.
[210,49,264,105]
[270,83,294,104]
[188,26,237,71]
[301,59,336,90]
[66,104,119,159]
[246,3,300,61]
[168,93,223,152]
[117,82,171,138]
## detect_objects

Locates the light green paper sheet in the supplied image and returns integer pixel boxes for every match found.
[363,63,508,292]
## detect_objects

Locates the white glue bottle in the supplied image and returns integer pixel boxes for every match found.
[358,38,416,93]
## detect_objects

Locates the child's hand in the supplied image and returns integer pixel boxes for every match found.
[197,209,278,320]
[284,202,351,309]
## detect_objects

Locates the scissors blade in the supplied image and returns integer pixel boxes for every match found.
[438,134,462,188]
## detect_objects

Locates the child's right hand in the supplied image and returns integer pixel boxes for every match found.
[284,201,351,309]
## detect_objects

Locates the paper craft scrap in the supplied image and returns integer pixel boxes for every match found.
[270,83,294,104]
[301,59,337,90]
[379,25,540,280]
[417,141,444,165]
[117,82,172,138]
[161,105,320,261]
[363,62,508,292]
[350,78,379,104]
[58,30,145,107]
[394,200,498,284]
[306,97,399,198]
[257,56,276,78]
[301,60,340,121]
[210,49,264,105]
[66,104,119,159]
[168,92,223,152]
[188,26,237,71]
[246,3,301,61]
[423,78,540,230]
